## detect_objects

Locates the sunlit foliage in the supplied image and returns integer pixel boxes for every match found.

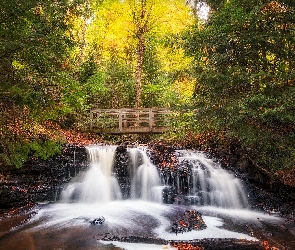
[0,0,196,167]
[83,0,195,109]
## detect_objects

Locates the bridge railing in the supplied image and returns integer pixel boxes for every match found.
[90,108,173,134]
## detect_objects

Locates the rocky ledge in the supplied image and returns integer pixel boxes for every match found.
[0,144,88,210]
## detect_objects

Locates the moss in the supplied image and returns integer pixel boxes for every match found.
[0,138,63,169]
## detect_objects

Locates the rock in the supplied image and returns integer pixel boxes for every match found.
[172,209,207,235]
[90,217,105,225]
[0,145,88,209]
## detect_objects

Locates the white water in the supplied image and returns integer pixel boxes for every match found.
[61,146,248,207]
[16,145,283,250]
[175,150,249,208]
[129,147,162,202]
[26,200,282,250]
[61,145,122,203]
[61,145,162,203]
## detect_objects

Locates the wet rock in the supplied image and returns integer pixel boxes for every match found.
[147,143,178,169]
[0,145,88,209]
[162,186,177,204]
[90,217,105,225]
[100,235,168,245]
[169,239,265,250]
[171,209,207,235]
[101,235,265,250]
[113,146,133,198]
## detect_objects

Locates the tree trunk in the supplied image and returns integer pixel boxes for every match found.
[131,0,152,108]
[135,35,145,108]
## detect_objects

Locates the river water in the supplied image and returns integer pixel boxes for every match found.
[0,145,292,250]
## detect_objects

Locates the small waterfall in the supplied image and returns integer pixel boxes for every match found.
[61,145,122,203]
[175,150,248,208]
[61,145,248,208]
[129,147,162,202]
[129,147,140,200]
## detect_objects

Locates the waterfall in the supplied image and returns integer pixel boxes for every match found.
[129,147,139,200]
[129,147,162,202]
[61,145,248,209]
[4,145,285,250]
[175,150,248,208]
[61,145,122,203]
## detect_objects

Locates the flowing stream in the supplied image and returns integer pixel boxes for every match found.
[0,145,286,250]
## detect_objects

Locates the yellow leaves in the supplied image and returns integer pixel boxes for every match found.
[242,20,250,29]
[151,0,194,35]
[84,0,195,79]
[157,46,192,72]
[12,60,25,70]
[86,1,131,60]
[172,78,195,105]
[33,5,44,16]
[266,50,276,62]
[262,1,287,15]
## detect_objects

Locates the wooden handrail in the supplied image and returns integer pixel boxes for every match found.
[90,108,173,134]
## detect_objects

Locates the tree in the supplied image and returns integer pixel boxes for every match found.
[0,0,91,167]
[185,0,295,171]
[86,0,195,109]
[129,0,154,108]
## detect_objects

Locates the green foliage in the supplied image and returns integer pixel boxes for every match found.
[90,58,136,109]
[185,0,295,171]
[0,0,196,167]
[0,138,62,169]
[78,55,98,84]
[91,114,118,129]
[0,0,92,117]
[0,0,92,167]
[170,111,198,137]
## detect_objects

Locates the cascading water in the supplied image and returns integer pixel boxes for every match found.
[61,145,162,203]
[2,144,286,250]
[173,150,248,208]
[129,147,139,199]
[61,145,248,208]
[61,145,122,203]
[129,147,162,202]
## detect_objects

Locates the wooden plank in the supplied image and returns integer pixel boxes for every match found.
[89,107,172,134]
[94,126,169,134]
[90,107,172,114]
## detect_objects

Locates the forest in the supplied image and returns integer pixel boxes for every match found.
[0,0,295,181]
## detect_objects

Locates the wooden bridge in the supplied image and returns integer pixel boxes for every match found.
[90,108,173,134]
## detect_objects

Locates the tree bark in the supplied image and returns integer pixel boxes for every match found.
[135,34,145,108]
[132,0,152,108]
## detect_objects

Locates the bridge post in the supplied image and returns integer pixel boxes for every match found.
[149,108,154,131]
[136,109,139,125]
[90,111,93,129]
[119,109,123,132]
[122,113,127,128]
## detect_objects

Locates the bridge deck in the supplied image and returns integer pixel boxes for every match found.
[90,108,172,134]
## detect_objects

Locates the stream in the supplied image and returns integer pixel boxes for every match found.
[0,145,294,250]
